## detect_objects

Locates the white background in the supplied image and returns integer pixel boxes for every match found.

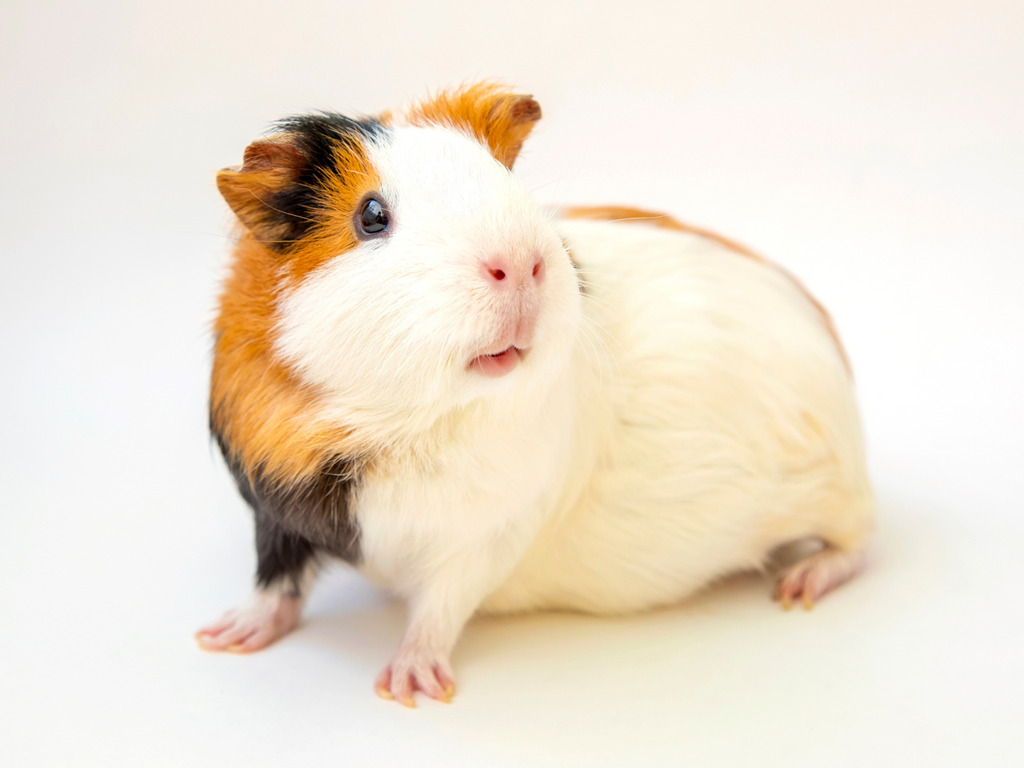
[1,1,1022,765]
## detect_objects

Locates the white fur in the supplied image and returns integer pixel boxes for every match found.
[484,219,873,615]
[273,124,874,680]
[275,126,580,445]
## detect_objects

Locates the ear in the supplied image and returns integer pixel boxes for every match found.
[406,83,542,169]
[216,136,308,244]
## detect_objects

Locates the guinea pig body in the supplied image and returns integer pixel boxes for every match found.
[482,214,872,616]
[197,84,874,707]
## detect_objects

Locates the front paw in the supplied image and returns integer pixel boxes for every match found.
[195,589,302,653]
[375,643,456,707]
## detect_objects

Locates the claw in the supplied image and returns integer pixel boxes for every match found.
[377,649,456,707]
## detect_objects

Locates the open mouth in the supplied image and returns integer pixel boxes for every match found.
[470,345,526,378]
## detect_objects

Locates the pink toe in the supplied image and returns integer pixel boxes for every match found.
[375,667,394,700]
[392,673,414,703]
[434,665,456,698]
[196,613,235,639]
[413,669,444,701]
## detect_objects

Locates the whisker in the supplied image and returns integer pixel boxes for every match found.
[185,231,307,245]
[245,189,319,224]
[581,215,669,225]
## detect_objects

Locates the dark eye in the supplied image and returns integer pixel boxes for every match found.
[358,197,390,236]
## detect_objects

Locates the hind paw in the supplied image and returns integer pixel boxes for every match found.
[774,545,865,610]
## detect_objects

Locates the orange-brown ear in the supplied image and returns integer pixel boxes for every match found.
[216,136,308,245]
[406,83,542,169]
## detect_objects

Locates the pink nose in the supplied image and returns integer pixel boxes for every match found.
[481,255,545,289]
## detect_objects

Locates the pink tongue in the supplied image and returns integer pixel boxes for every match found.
[473,347,520,378]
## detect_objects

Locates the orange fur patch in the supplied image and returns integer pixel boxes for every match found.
[405,82,541,168]
[287,143,380,285]
[563,206,852,375]
[217,138,380,284]
[213,136,382,485]
[210,233,359,487]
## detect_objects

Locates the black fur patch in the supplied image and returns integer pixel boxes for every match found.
[264,113,387,252]
[212,431,362,592]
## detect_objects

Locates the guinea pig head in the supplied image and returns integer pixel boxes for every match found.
[216,84,581,434]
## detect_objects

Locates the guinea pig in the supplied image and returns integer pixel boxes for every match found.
[196,82,874,707]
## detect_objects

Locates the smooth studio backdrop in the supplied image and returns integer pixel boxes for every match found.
[1,1,1022,765]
